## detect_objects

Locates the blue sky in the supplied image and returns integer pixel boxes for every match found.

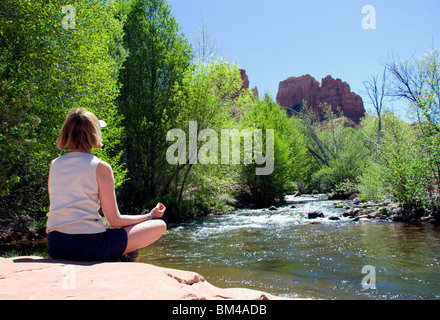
[167,0,440,116]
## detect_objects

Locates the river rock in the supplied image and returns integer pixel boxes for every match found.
[391,214,404,222]
[342,209,354,217]
[307,211,324,219]
[343,207,363,218]
[368,211,380,219]
[0,256,289,300]
[328,216,340,221]
[268,206,278,211]
[351,214,370,222]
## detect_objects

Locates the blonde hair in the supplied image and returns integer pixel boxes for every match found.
[57,108,103,151]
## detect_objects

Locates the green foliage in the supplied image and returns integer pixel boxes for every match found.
[4,0,440,232]
[239,95,308,205]
[0,0,126,219]
[299,103,371,193]
[330,179,359,199]
[170,60,246,211]
[116,0,193,209]
[359,47,440,218]
[359,111,432,206]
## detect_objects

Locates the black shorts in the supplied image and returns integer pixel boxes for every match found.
[47,229,128,262]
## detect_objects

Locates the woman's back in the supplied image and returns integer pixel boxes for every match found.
[47,152,106,235]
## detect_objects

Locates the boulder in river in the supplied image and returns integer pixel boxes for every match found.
[307,211,324,219]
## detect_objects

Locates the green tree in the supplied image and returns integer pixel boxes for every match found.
[239,95,308,205]
[297,102,370,194]
[0,0,126,221]
[117,0,193,210]
[167,61,249,218]
[359,111,431,210]
[369,46,440,220]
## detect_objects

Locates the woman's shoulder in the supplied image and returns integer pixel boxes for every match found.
[96,160,113,175]
[96,160,114,185]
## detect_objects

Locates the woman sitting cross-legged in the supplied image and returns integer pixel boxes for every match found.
[46,108,167,262]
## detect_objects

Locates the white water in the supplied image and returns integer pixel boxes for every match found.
[141,195,440,299]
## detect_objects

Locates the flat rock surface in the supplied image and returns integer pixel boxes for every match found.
[0,256,286,300]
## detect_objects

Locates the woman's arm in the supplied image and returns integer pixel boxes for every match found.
[96,161,165,228]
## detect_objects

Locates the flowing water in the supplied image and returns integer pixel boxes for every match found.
[139,195,440,300]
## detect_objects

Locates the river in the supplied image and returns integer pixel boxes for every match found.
[139,195,440,300]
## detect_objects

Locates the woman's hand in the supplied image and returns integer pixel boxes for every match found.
[149,203,166,219]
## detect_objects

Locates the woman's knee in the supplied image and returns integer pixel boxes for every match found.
[156,219,167,234]
[129,219,166,237]
[123,220,167,254]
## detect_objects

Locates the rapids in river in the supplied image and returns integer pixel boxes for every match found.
[139,195,440,299]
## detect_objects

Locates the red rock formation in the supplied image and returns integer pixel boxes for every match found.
[240,69,249,90]
[276,74,365,123]
[239,69,259,99]
[0,256,294,300]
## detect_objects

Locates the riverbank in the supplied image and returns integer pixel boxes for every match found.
[0,256,291,300]
[332,196,439,224]
[255,193,440,225]
[1,193,438,255]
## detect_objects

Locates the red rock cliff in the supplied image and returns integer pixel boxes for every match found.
[276,74,365,123]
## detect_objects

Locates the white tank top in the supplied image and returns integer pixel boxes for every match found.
[46,152,106,234]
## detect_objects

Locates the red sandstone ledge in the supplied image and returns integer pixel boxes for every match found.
[0,256,292,300]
